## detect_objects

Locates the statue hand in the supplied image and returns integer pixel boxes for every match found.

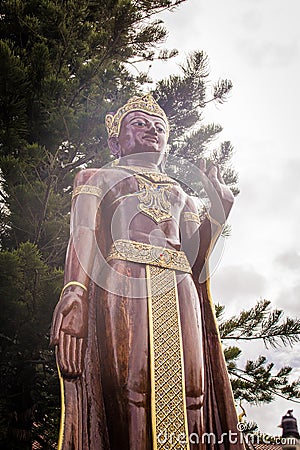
[199,159,234,221]
[50,288,88,377]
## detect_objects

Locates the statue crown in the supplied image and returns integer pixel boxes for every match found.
[105,94,169,138]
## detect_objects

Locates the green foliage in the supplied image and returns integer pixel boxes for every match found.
[0,148,71,265]
[0,40,29,152]
[218,300,300,405]
[0,0,185,156]
[219,299,300,348]
[153,51,237,197]
[0,242,62,447]
[231,357,299,404]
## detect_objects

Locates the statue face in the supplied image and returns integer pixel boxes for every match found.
[116,111,168,161]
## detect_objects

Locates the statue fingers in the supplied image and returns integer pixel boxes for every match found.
[77,338,84,374]
[50,308,64,346]
[69,336,77,375]
[56,332,83,377]
[199,170,211,190]
[63,333,73,375]
[64,336,85,376]
[71,336,85,376]
[58,331,68,374]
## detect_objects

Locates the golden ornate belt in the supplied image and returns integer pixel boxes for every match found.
[106,239,191,274]
[106,239,191,448]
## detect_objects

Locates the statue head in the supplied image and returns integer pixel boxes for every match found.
[105,94,169,165]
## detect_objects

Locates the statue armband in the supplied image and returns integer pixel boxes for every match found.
[61,281,88,298]
[183,208,209,227]
[183,211,202,226]
[72,185,102,200]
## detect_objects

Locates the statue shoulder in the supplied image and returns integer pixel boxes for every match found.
[72,166,136,199]
[73,168,108,187]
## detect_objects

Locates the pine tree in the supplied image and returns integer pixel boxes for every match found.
[154,51,238,199]
[0,242,62,447]
[217,300,300,405]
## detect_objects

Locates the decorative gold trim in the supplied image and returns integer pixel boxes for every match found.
[72,184,102,200]
[183,211,201,225]
[107,239,191,273]
[184,210,223,228]
[61,281,88,294]
[146,265,157,450]
[117,165,177,184]
[113,166,177,223]
[117,164,159,175]
[146,265,190,450]
[105,94,169,137]
[207,212,223,229]
[204,221,224,337]
[135,174,173,223]
[56,348,65,450]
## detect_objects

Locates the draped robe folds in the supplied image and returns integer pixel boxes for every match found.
[56,166,244,450]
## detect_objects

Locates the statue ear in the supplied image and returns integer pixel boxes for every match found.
[108,136,120,157]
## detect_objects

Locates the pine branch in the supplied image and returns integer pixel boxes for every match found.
[230,367,300,404]
[219,299,300,348]
[203,79,233,105]
[131,0,186,22]
[213,79,233,103]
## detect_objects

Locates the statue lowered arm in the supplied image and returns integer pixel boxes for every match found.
[50,169,102,377]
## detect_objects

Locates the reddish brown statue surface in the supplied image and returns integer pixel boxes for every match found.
[50,95,243,450]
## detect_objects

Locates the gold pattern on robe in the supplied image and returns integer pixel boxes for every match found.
[146,265,190,450]
[106,239,192,273]
[116,165,177,184]
[183,211,201,225]
[134,174,173,223]
[72,184,102,200]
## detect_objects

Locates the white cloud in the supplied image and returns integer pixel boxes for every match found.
[237,39,300,68]
[275,281,300,316]
[274,250,300,272]
[212,264,266,303]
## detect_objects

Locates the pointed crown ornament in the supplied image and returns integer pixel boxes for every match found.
[105,94,169,138]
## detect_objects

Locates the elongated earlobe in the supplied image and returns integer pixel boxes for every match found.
[108,136,120,157]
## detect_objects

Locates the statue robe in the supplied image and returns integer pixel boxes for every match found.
[55,166,244,450]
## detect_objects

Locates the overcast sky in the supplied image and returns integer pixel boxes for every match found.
[140,0,300,436]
